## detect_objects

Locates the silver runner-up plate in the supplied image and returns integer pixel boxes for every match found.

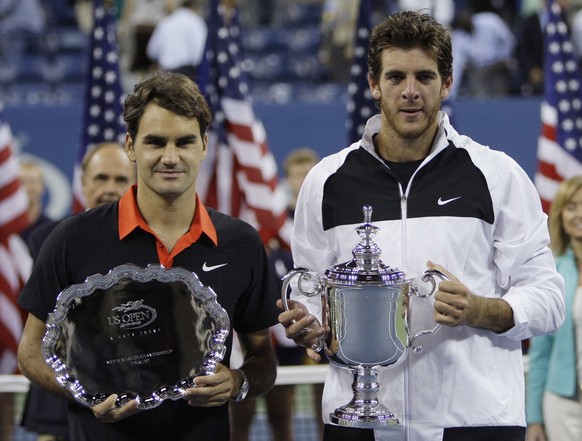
[42,264,230,410]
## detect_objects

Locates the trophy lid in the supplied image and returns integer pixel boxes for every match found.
[323,205,410,286]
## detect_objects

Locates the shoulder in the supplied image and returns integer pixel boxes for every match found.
[46,203,119,241]
[303,144,366,188]
[27,218,61,256]
[28,218,61,241]
[206,207,262,242]
[448,126,529,183]
[443,122,536,202]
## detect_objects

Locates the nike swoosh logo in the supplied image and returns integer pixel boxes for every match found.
[437,196,461,206]
[202,262,228,272]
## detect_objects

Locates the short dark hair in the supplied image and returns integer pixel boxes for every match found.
[283,147,320,176]
[368,11,453,84]
[123,71,213,141]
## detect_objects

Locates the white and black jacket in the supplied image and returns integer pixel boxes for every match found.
[291,112,565,441]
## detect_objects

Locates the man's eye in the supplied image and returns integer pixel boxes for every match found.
[144,138,165,147]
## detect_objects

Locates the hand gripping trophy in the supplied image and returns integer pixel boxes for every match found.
[281,205,447,428]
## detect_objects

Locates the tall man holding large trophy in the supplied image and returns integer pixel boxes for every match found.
[17,72,280,441]
[277,11,566,441]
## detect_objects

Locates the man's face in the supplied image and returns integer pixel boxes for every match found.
[81,144,135,208]
[369,47,451,143]
[125,103,207,202]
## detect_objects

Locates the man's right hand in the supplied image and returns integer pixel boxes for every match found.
[276,299,326,361]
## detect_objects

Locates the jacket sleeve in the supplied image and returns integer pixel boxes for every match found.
[489,153,565,339]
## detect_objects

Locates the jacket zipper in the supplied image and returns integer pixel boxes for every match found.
[400,185,407,268]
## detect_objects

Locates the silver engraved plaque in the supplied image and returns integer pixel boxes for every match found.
[42,264,230,410]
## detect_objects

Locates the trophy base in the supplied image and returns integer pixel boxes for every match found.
[329,405,400,429]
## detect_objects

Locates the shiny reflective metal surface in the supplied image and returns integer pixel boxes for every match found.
[281,206,446,427]
[42,264,230,410]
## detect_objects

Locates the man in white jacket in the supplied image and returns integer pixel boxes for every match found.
[277,10,565,441]
[146,0,207,80]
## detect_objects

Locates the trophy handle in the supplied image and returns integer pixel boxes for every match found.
[408,269,450,353]
[280,268,325,351]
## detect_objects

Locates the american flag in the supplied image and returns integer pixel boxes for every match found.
[197,0,291,245]
[71,0,126,213]
[535,0,582,212]
[346,0,376,146]
[0,103,32,374]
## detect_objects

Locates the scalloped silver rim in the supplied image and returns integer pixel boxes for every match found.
[41,263,230,410]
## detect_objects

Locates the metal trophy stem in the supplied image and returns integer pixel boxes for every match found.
[330,365,399,427]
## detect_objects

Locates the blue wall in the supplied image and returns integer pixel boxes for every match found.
[5,95,542,218]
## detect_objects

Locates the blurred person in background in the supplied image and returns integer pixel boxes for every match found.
[118,0,175,78]
[281,147,326,441]
[18,160,51,244]
[319,0,359,82]
[230,147,322,441]
[450,0,516,98]
[146,0,207,81]
[514,0,547,95]
[514,0,573,96]
[526,175,582,441]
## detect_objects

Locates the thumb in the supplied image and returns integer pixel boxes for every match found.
[426,260,459,282]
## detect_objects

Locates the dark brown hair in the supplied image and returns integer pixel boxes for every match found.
[368,10,453,84]
[123,71,212,141]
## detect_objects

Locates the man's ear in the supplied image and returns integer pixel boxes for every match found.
[202,133,208,158]
[368,73,381,100]
[441,75,453,100]
[125,133,135,161]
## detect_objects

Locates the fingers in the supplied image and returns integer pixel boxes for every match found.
[277,298,326,348]
[92,394,140,423]
[275,298,288,311]
[433,282,471,327]
[306,347,322,362]
[183,366,233,407]
[279,308,325,345]
[426,260,459,282]
[183,383,229,407]
[433,302,461,326]
[426,261,469,327]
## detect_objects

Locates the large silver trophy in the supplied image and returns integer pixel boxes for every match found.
[42,264,230,410]
[281,205,447,428]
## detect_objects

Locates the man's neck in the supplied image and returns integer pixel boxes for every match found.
[136,190,196,250]
[374,117,440,162]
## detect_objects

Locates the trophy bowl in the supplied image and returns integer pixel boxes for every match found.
[281,206,446,428]
[42,264,230,410]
